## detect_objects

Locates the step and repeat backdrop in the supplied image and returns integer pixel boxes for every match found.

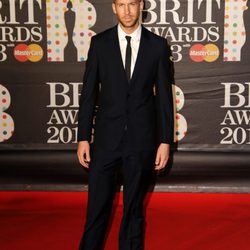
[0,0,250,153]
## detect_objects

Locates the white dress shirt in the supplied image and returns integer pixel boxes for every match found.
[117,23,142,79]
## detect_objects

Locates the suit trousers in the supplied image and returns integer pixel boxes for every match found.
[78,130,156,250]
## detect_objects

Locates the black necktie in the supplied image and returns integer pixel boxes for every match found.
[125,36,132,81]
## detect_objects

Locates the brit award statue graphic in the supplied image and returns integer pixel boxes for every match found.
[224,0,248,61]
[46,0,96,62]
[64,1,77,62]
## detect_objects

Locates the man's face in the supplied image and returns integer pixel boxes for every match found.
[112,0,143,28]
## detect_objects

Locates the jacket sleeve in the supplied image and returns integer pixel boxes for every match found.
[77,36,99,142]
[155,39,174,145]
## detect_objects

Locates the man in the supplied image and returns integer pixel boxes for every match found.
[77,0,174,249]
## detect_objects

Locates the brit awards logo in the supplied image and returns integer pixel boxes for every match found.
[0,84,14,142]
[220,82,250,145]
[142,0,221,63]
[46,0,97,62]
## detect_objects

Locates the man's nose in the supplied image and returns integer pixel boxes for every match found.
[125,5,130,15]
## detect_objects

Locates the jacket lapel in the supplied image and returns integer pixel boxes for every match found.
[109,25,128,87]
[130,25,149,86]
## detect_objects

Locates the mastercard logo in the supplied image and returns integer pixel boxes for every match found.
[189,44,220,62]
[14,44,44,62]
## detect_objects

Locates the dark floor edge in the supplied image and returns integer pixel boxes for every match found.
[1,184,250,193]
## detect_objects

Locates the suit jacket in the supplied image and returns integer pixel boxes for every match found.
[77,24,174,151]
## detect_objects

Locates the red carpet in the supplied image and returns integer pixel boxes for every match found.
[0,191,250,250]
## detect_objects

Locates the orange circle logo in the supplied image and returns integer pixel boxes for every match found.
[204,44,220,62]
[14,44,43,62]
[189,44,219,62]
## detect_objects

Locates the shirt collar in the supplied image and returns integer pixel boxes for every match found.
[117,23,142,42]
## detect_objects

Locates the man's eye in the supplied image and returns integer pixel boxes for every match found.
[118,4,124,7]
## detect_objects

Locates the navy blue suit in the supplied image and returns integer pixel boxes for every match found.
[78,24,174,250]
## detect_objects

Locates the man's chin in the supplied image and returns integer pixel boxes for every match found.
[119,18,139,29]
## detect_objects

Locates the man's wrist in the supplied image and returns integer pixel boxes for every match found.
[78,140,89,144]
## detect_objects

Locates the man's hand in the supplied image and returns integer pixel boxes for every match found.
[155,143,170,170]
[77,141,91,168]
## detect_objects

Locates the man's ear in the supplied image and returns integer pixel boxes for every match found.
[140,0,144,11]
[112,3,117,15]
